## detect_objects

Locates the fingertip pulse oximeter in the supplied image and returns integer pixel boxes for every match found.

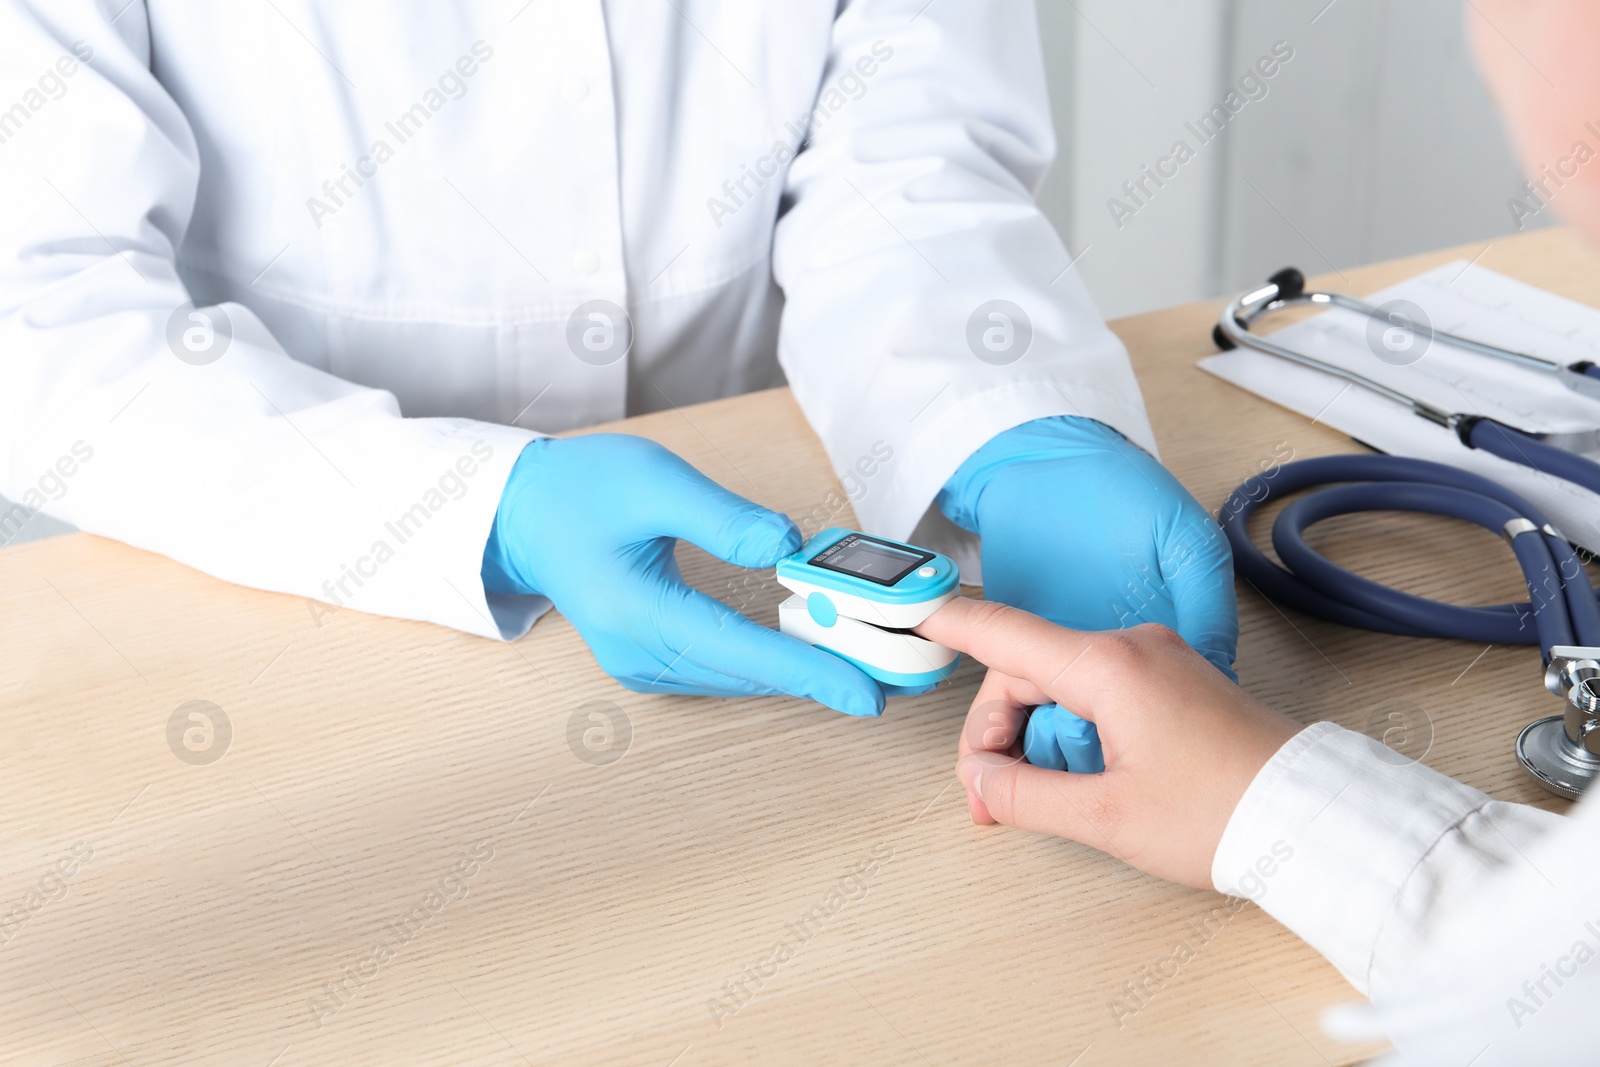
[775,528,960,688]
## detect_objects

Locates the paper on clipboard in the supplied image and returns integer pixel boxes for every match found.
[1199,261,1600,554]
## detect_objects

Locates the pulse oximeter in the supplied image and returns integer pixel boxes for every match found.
[775,527,960,689]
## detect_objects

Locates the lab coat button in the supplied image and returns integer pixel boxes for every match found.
[573,247,601,275]
[562,76,589,102]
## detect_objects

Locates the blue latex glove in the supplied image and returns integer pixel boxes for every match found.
[1022,703,1105,774]
[483,434,885,717]
[937,416,1238,678]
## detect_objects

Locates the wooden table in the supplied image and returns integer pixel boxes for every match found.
[4,228,1596,1066]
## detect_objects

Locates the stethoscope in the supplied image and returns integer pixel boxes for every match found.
[1215,268,1600,798]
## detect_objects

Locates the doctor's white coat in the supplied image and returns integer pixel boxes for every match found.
[0,0,1155,637]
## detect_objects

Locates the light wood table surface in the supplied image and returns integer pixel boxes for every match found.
[4,228,1597,1066]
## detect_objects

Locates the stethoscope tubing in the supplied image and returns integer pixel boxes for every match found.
[1220,454,1600,656]
[1466,416,1600,498]
[1216,271,1600,798]
[1215,270,1600,656]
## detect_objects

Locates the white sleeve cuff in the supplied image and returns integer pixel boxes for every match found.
[485,591,554,640]
[1210,722,1504,994]
[292,417,546,641]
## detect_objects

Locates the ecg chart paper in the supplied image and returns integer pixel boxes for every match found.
[1200,261,1600,554]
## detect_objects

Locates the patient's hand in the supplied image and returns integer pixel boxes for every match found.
[915,597,1302,889]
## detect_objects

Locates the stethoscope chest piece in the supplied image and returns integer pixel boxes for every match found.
[1517,653,1600,800]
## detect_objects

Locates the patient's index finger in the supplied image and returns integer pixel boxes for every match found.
[914,597,1111,717]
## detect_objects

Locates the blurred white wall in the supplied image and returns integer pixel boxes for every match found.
[1036,0,1539,320]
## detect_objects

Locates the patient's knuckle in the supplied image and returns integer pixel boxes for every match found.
[965,598,1018,635]
[980,762,1020,821]
[1090,629,1144,672]
[1071,788,1122,839]
[1135,622,1186,652]
[967,704,1014,752]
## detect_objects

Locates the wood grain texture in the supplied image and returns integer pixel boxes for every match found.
[3,228,1597,1065]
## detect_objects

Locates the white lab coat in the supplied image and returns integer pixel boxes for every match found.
[1213,722,1592,1063]
[0,0,1155,638]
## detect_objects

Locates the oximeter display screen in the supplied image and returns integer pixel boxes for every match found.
[808,534,933,587]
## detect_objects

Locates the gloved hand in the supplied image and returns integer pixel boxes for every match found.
[937,416,1238,679]
[483,434,885,717]
[1022,703,1105,775]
